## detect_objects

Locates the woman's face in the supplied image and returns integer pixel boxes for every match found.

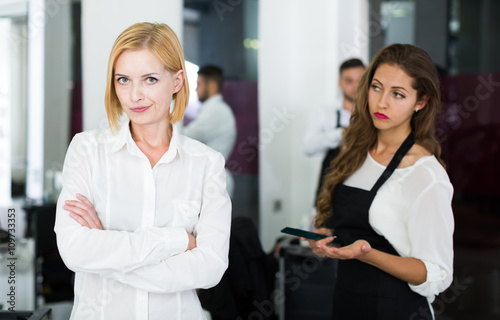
[368,63,426,135]
[114,48,183,128]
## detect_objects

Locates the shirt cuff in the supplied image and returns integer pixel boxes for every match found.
[160,226,189,256]
[408,259,449,301]
[136,226,189,260]
[422,259,448,282]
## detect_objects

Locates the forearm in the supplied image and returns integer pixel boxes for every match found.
[303,128,344,156]
[109,246,228,293]
[56,194,188,275]
[358,248,427,285]
[56,135,188,275]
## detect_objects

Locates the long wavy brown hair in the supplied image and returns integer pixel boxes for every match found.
[315,43,445,228]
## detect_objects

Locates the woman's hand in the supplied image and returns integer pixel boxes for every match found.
[186,232,197,251]
[64,193,103,230]
[304,228,333,258]
[314,238,371,260]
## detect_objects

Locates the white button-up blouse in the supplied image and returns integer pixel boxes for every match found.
[54,119,231,320]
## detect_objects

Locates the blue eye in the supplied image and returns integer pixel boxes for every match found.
[146,77,157,84]
[117,77,129,84]
[394,92,405,99]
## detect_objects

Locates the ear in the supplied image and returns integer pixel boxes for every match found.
[172,69,184,94]
[416,95,429,111]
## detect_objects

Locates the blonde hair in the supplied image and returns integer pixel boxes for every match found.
[315,44,445,228]
[104,22,189,132]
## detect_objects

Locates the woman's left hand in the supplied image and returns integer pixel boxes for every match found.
[315,238,371,260]
[64,193,103,230]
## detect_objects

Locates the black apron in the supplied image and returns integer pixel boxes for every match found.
[328,132,432,319]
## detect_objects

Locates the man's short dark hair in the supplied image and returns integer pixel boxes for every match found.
[198,65,224,90]
[339,58,365,75]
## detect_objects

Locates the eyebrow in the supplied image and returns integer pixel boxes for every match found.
[114,73,161,77]
[372,78,409,93]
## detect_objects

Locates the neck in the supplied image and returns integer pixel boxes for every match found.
[374,127,411,153]
[130,121,172,148]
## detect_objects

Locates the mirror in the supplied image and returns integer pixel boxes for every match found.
[0,4,28,203]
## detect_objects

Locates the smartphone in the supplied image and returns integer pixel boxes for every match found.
[280,227,340,244]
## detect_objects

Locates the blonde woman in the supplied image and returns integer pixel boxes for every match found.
[55,22,231,320]
[307,44,454,319]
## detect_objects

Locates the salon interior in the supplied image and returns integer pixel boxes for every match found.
[0,0,499,319]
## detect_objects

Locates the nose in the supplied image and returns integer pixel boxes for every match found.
[130,82,144,102]
[377,91,389,109]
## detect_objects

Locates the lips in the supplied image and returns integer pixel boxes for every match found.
[130,106,150,113]
[374,112,389,119]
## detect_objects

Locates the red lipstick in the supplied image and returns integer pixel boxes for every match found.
[374,112,389,119]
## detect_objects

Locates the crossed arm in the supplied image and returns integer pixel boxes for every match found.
[64,193,197,251]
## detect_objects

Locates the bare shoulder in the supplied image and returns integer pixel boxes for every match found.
[399,144,432,168]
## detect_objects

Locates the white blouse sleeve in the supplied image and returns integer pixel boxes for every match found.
[302,107,344,156]
[107,153,231,293]
[54,133,189,276]
[407,180,454,299]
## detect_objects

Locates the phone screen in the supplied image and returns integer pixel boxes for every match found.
[280,227,340,243]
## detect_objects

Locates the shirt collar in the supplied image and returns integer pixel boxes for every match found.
[203,93,223,106]
[110,117,132,153]
[109,117,182,165]
[159,124,181,165]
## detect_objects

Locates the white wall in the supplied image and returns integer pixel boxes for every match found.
[82,0,183,131]
[338,0,370,62]
[258,0,368,251]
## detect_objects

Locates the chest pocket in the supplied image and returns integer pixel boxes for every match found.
[172,200,201,234]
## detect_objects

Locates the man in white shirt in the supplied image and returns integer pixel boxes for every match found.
[183,65,237,196]
[303,58,365,202]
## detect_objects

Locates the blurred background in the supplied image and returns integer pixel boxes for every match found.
[0,0,499,319]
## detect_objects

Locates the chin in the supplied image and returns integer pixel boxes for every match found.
[371,121,389,131]
[128,114,150,124]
